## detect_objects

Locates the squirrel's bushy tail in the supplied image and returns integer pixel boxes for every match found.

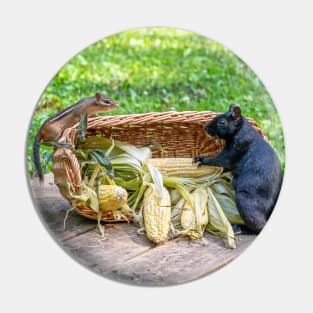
[33,135,43,181]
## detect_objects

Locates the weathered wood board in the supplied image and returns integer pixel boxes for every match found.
[29,173,256,286]
[62,224,153,275]
[104,233,253,286]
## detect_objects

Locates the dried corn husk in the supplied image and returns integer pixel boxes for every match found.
[180,187,208,240]
[68,183,99,213]
[171,198,185,227]
[169,188,182,206]
[207,188,236,248]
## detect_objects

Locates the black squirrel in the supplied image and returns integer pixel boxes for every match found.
[194,105,282,234]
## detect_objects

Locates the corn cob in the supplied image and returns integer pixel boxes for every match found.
[180,199,195,230]
[143,185,171,244]
[98,185,128,211]
[180,187,209,240]
[147,158,223,178]
[194,188,209,231]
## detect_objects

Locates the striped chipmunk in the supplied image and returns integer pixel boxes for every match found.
[33,92,119,181]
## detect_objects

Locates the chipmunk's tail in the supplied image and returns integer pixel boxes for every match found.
[33,135,43,182]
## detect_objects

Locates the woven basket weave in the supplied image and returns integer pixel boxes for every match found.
[52,111,265,222]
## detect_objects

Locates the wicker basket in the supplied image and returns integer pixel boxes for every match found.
[52,111,265,222]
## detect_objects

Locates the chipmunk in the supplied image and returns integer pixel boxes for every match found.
[33,92,119,181]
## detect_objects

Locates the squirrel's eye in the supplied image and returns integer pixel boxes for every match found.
[217,119,226,126]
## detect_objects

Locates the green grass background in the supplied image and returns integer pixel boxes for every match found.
[27,28,285,176]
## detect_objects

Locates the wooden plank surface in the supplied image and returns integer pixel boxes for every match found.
[33,197,96,241]
[30,174,96,241]
[62,224,153,275]
[104,233,253,286]
[29,173,256,286]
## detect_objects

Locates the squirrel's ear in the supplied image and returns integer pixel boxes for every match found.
[95,92,102,101]
[229,104,235,112]
[230,104,241,119]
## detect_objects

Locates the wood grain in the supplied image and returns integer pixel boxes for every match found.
[62,223,153,275]
[33,197,96,241]
[104,233,254,286]
[30,173,257,286]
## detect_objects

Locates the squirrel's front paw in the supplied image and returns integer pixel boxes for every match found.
[193,156,204,163]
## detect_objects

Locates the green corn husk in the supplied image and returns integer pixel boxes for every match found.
[162,176,194,206]
[211,176,244,225]
[75,136,244,248]
[161,166,237,244]
[211,177,235,196]
[67,182,100,213]
[77,136,152,211]
[207,187,237,249]
[214,193,244,225]
[74,137,149,234]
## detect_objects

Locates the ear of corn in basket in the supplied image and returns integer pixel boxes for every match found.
[98,185,128,211]
[148,158,223,179]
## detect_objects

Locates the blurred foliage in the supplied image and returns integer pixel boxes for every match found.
[27,28,285,177]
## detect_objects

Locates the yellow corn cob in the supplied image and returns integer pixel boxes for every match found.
[194,188,209,231]
[180,199,195,230]
[98,185,128,211]
[147,158,222,177]
[180,187,209,239]
[143,185,171,244]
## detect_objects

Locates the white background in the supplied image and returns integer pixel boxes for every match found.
[0,0,312,312]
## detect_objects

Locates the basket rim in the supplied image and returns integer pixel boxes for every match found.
[86,110,219,127]
[59,110,265,144]
[83,110,262,131]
